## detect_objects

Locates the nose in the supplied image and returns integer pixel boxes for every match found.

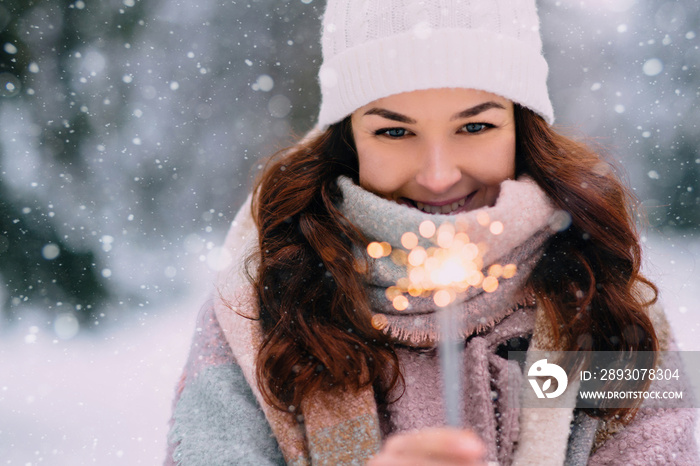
[414,142,462,194]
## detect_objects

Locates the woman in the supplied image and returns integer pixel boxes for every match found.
[166,1,697,465]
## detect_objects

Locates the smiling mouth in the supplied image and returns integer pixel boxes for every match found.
[405,191,477,215]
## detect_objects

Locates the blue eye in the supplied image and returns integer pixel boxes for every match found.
[376,128,408,138]
[464,123,488,133]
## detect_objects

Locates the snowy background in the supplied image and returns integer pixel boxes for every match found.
[1,0,699,464]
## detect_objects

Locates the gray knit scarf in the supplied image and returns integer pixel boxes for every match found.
[337,175,557,348]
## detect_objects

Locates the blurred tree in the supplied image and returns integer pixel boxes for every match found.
[0,181,106,320]
[631,1,700,230]
[0,0,109,322]
[540,0,700,233]
[0,0,157,322]
[0,0,324,325]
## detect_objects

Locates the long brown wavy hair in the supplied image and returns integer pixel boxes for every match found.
[249,104,658,421]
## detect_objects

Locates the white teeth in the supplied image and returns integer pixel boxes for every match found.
[414,194,470,214]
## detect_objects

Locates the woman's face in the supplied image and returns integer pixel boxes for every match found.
[351,88,516,214]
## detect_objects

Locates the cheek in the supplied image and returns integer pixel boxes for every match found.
[356,143,412,197]
[492,134,517,179]
[478,137,516,206]
[497,141,517,180]
[465,137,516,184]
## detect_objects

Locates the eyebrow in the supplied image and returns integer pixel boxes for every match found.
[363,101,507,123]
[450,101,506,120]
[363,108,416,124]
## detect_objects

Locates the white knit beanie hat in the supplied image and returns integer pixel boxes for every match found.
[317,0,554,127]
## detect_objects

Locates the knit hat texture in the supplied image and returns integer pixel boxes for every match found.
[317,0,554,127]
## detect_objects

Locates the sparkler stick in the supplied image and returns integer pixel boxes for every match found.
[438,299,464,427]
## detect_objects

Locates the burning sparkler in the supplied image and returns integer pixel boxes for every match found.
[367,215,516,427]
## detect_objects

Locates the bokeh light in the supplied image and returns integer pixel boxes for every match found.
[419,220,436,238]
[367,242,384,259]
[401,232,419,249]
[378,218,520,315]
